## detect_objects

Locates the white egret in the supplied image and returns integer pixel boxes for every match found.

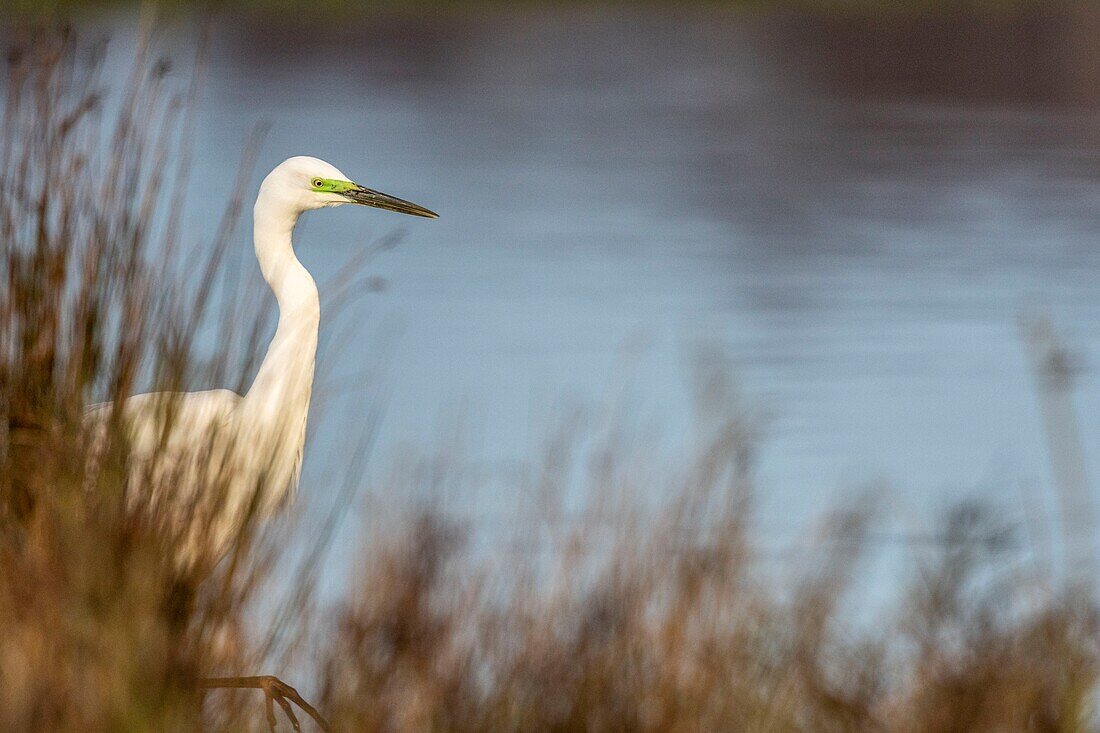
[86,155,437,731]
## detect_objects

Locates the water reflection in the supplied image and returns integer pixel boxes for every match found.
[159,6,1100,538]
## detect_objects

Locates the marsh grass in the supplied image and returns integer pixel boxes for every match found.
[0,24,293,731]
[2,22,1100,733]
[318,409,1100,733]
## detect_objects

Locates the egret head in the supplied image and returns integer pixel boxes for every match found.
[260,156,438,218]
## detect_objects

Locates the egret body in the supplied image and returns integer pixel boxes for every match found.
[87,156,436,567]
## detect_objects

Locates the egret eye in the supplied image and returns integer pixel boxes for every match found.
[311,178,324,189]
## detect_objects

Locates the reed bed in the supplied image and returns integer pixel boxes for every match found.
[318,416,1099,733]
[1,24,1098,733]
[0,25,285,731]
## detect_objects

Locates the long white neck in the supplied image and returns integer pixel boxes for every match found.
[242,191,319,434]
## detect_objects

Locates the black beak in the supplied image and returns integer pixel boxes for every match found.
[342,184,438,218]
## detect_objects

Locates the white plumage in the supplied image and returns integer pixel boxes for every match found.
[85,156,436,566]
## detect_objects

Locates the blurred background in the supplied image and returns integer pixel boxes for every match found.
[118,3,1100,575]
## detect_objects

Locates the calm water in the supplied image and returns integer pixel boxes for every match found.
[102,7,1100,552]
